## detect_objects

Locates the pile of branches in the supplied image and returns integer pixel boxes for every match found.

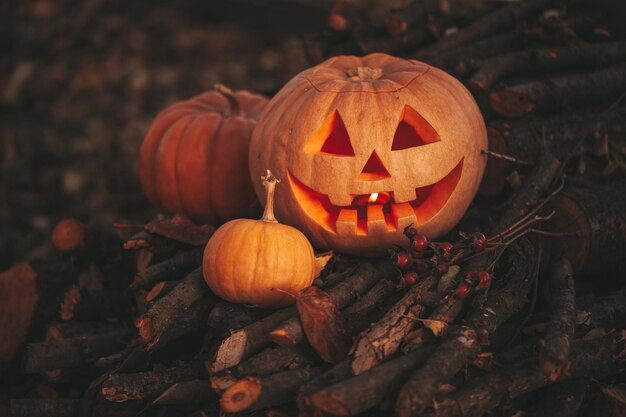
[2,155,625,417]
[2,0,626,416]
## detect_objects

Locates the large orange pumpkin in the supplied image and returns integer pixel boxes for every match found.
[139,85,268,225]
[249,53,487,255]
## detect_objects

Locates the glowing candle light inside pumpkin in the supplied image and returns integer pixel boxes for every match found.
[354,192,391,206]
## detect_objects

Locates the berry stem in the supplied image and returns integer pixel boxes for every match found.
[261,169,279,223]
[214,83,241,117]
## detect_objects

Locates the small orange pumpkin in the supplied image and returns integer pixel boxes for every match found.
[202,170,316,308]
[249,53,487,255]
[139,85,268,225]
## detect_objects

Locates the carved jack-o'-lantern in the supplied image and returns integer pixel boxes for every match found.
[249,53,487,255]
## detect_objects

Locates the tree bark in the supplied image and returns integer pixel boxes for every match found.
[10,398,80,417]
[469,41,626,92]
[396,239,537,417]
[136,268,216,351]
[431,334,625,417]
[23,328,134,373]
[309,345,436,416]
[210,345,320,392]
[542,180,626,281]
[207,301,267,331]
[101,361,206,402]
[427,32,526,75]
[489,64,626,117]
[415,0,551,60]
[211,261,391,372]
[130,248,202,290]
[351,275,438,375]
[539,256,576,380]
[151,380,216,406]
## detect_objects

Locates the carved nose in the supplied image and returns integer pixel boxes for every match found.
[358,151,390,181]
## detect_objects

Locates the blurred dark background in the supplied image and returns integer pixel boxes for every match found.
[0,0,337,268]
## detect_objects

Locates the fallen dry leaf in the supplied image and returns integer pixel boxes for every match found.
[297,287,348,363]
[419,318,449,337]
[145,214,215,246]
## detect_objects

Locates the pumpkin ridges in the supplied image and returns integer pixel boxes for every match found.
[175,113,224,225]
[209,117,260,223]
[203,171,316,308]
[259,223,315,306]
[139,108,195,206]
[423,66,488,194]
[213,220,252,303]
[154,114,199,213]
[140,87,268,225]
[205,219,311,308]
[140,98,225,210]
[249,84,319,203]
[250,87,340,247]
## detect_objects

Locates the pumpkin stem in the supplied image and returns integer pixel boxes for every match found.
[214,83,241,117]
[261,169,280,223]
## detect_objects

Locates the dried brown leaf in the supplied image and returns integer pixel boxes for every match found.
[145,214,215,246]
[314,251,334,277]
[296,287,348,363]
[419,318,448,337]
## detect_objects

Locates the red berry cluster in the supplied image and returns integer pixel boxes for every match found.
[453,270,492,299]
[392,226,492,296]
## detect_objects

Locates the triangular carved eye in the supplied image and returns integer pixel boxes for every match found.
[391,105,440,150]
[304,110,355,156]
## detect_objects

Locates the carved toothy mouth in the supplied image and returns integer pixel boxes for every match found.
[287,158,464,236]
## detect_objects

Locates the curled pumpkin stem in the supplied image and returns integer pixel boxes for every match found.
[261,170,280,223]
[214,83,240,117]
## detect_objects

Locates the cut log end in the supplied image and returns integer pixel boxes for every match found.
[220,377,262,413]
[540,357,572,382]
[136,314,153,342]
[212,330,248,372]
[309,390,350,416]
[146,281,167,302]
[52,218,85,252]
[489,90,535,117]
[269,329,299,347]
[101,386,129,403]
